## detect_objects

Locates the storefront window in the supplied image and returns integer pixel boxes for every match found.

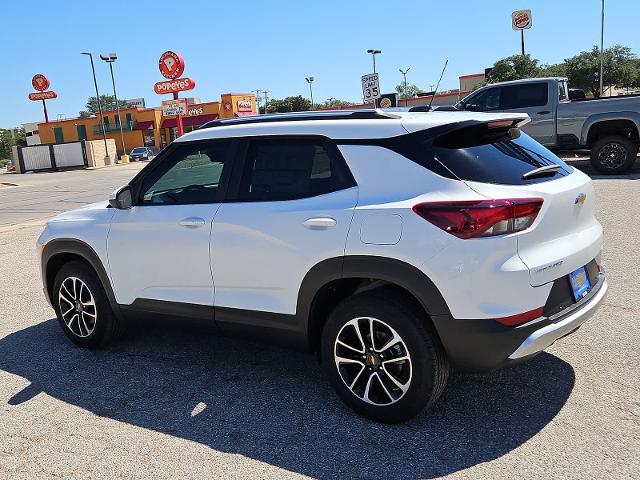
[143,129,155,147]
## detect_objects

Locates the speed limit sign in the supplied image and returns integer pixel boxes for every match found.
[361,73,381,102]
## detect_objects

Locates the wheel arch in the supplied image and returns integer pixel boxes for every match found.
[42,239,121,319]
[582,114,640,146]
[298,256,452,352]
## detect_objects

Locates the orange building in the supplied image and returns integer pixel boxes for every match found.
[38,93,257,156]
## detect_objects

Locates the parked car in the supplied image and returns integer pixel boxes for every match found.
[5,159,15,172]
[37,110,607,423]
[129,147,154,161]
[455,77,640,174]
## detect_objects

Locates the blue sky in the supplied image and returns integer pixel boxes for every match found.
[1,0,638,127]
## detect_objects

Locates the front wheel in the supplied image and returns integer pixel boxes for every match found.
[321,291,449,423]
[53,261,120,348]
[590,135,638,174]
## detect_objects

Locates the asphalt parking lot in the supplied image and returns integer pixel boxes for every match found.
[0,158,638,479]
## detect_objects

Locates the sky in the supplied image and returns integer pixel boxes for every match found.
[1,0,638,127]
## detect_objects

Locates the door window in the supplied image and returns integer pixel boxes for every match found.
[236,138,353,201]
[500,83,548,109]
[465,88,501,111]
[140,141,231,205]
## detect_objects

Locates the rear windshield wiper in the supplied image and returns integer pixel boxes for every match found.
[521,164,562,179]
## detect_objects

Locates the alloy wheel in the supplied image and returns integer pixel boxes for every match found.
[58,276,97,338]
[598,142,627,169]
[334,317,412,406]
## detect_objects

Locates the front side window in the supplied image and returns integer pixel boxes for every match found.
[500,83,548,109]
[236,138,352,201]
[465,88,501,111]
[140,141,231,205]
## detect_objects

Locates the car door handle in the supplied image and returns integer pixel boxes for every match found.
[303,217,337,229]
[179,217,206,228]
[537,110,551,115]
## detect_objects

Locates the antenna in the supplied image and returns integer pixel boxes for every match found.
[427,59,449,111]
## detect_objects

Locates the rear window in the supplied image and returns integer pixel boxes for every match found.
[390,124,572,185]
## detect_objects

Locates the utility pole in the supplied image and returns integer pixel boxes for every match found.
[261,90,271,114]
[81,52,110,163]
[367,49,382,73]
[599,0,605,97]
[399,67,410,106]
[253,89,262,113]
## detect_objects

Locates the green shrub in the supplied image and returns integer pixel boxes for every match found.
[0,159,8,167]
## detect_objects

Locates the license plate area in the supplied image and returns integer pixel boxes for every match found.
[569,266,591,301]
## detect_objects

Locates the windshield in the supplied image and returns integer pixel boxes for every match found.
[131,148,147,154]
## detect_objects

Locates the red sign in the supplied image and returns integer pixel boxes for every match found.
[154,77,196,95]
[158,51,185,80]
[32,74,50,91]
[28,91,57,101]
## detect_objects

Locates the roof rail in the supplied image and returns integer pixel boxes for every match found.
[198,109,400,130]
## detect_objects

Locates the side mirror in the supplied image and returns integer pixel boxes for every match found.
[109,185,133,209]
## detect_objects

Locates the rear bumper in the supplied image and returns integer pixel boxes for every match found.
[431,272,607,371]
[508,276,607,359]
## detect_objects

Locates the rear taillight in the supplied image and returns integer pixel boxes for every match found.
[413,198,543,239]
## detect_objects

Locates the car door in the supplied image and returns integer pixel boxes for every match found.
[107,139,235,310]
[211,136,358,320]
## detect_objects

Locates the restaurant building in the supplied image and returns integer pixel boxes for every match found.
[37,93,257,156]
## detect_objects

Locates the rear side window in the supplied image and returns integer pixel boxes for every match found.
[389,125,572,185]
[236,138,354,201]
[500,83,548,109]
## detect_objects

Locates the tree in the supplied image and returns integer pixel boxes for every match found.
[486,54,541,83]
[262,95,312,113]
[564,45,638,97]
[395,83,424,98]
[0,129,15,160]
[538,63,567,78]
[79,95,128,117]
[315,98,353,109]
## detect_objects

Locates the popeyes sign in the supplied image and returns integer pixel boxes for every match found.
[154,51,195,94]
[512,9,532,30]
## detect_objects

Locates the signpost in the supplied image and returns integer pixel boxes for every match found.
[512,9,532,56]
[155,51,194,137]
[161,99,188,116]
[29,74,56,123]
[361,73,381,105]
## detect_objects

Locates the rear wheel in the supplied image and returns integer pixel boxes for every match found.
[321,291,449,423]
[590,135,637,174]
[53,261,119,348]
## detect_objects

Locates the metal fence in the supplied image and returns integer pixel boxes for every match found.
[17,141,88,173]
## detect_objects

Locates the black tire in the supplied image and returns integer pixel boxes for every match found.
[590,135,638,174]
[321,290,449,423]
[53,260,120,348]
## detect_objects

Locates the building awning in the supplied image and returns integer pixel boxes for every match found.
[183,113,218,127]
[134,120,155,130]
[161,114,219,129]
[235,111,257,117]
[160,118,177,129]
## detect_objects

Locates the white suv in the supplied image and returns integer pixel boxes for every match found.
[37,110,608,423]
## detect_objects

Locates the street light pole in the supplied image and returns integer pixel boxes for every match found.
[81,52,110,162]
[305,77,315,108]
[367,49,381,73]
[599,0,605,97]
[399,67,411,106]
[100,53,126,160]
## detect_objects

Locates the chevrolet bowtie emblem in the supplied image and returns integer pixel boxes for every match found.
[575,193,586,205]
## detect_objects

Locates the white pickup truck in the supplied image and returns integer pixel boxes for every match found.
[455,77,640,174]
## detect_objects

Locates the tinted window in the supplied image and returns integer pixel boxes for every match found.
[500,83,548,109]
[131,148,146,154]
[237,139,353,201]
[390,127,572,186]
[466,88,501,111]
[140,141,231,205]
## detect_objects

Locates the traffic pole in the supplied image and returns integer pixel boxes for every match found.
[173,92,184,136]
[42,99,49,123]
